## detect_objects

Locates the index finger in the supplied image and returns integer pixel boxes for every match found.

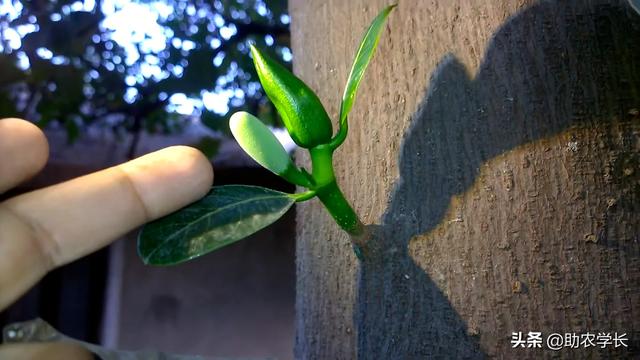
[0,146,213,310]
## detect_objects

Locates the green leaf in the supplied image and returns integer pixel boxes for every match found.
[138,185,295,265]
[340,4,396,127]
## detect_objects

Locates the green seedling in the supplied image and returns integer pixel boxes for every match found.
[138,4,396,265]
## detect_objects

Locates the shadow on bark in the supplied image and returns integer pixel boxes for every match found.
[355,1,639,358]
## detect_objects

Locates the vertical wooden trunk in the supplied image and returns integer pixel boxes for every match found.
[291,0,640,358]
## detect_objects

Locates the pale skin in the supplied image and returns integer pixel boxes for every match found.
[0,118,214,359]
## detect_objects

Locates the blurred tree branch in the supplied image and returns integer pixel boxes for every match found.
[0,0,290,147]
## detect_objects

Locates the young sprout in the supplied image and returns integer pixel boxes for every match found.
[229,111,292,174]
[250,45,334,149]
[138,4,396,265]
[230,111,312,188]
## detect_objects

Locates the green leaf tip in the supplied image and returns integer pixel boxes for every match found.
[250,44,333,149]
[230,111,292,175]
[138,185,295,265]
[339,4,396,127]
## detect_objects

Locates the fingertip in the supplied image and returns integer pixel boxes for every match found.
[0,118,49,192]
[0,118,49,167]
[158,145,214,197]
[120,145,214,220]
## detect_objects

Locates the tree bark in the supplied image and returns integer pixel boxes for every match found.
[291,0,640,358]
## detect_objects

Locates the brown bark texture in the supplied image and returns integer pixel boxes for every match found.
[291,0,640,358]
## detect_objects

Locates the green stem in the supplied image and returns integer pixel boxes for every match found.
[309,145,363,236]
[316,181,363,236]
[329,118,348,150]
[290,190,317,202]
[281,164,315,188]
[309,145,335,186]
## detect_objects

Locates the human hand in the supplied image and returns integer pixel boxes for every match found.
[0,118,214,311]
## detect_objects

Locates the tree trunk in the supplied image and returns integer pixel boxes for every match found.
[291,0,640,358]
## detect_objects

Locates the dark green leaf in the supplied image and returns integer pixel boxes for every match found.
[138,185,295,265]
[340,4,396,127]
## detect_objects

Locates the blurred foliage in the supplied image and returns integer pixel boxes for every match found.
[0,0,289,152]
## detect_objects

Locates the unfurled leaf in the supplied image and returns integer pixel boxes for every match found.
[340,4,396,127]
[138,185,295,265]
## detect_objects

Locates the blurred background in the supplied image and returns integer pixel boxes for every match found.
[0,0,297,358]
